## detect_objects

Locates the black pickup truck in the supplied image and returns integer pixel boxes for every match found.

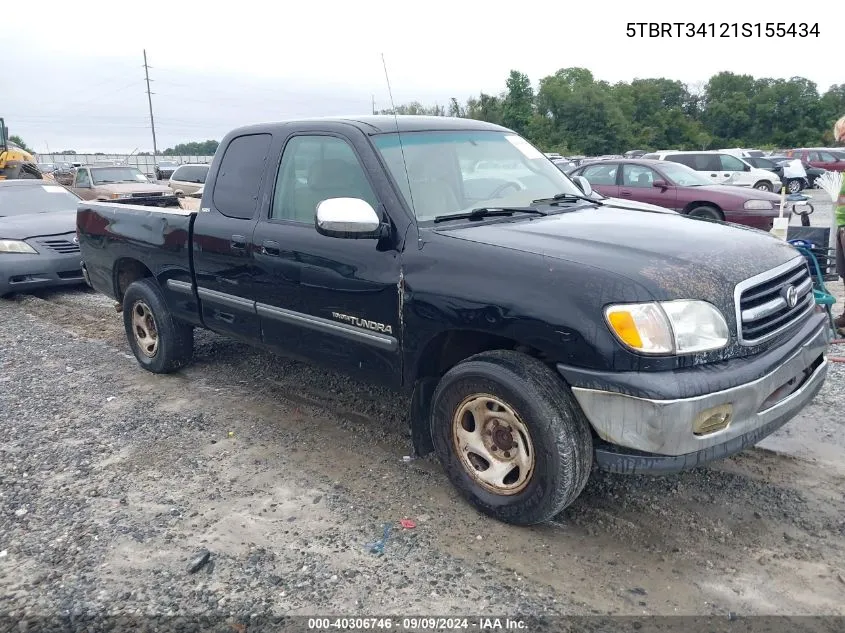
[76,116,830,525]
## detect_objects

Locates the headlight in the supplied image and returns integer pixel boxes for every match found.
[110,193,132,199]
[744,200,774,210]
[605,300,729,355]
[0,239,38,254]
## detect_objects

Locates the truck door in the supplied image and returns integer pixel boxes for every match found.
[251,130,402,387]
[191,132,272,343]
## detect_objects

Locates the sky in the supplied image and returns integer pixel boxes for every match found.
[3,0,840,153]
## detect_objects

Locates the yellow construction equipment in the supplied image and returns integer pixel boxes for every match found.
[0,118,43,180]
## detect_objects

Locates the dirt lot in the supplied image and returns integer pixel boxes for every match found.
[1,245,844,626]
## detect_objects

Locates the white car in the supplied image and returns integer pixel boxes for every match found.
[167,163,210,197]
[642,150,782,192]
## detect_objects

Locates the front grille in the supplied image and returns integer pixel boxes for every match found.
[131,192,163,198]
[735,257,814,345]
[38,238,80,254]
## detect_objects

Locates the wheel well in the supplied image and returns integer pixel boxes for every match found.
[114,258,153,302]
[683,201,724,220]
[414,330,540,381]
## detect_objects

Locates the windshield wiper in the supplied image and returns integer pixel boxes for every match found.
[433,207,548,224]
[531,192,604,206]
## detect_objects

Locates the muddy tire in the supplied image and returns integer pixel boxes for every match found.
[688,205,722,221]
[122,278,193,374]
[430,350,593,525]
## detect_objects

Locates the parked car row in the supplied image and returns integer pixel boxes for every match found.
[567,158,782,230]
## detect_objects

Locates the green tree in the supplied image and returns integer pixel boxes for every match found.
[502,70,534,136]
[9,135,31,152]
[162,140,220,156]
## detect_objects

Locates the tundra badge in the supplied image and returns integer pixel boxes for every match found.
[332,312,393,335]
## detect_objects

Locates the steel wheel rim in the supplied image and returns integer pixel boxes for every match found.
[451,393,535,495]
[131,300,159,358]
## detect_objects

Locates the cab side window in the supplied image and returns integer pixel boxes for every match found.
[271,135,378,223]
[75,169,90,187]
[212,133,273,220]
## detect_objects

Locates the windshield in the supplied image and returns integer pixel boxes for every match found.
[91,167,148,184]
[658,162,714,186]
[0,184,80,216]
[372,131,583,222]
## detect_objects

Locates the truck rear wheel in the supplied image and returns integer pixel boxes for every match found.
[430,350,593,525]
[122,278,194,374]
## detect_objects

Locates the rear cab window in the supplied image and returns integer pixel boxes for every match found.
[212,134,273,219]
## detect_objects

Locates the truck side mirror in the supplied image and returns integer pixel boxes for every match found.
[316,197,382,239]
[573,175,593,197]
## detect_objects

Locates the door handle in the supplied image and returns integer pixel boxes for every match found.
[261,240,280,256]
[620,190,632,196]
[230,235,247,251]
[710,174,718,177]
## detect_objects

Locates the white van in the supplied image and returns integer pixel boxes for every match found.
[641,151,782,191]
[167,164,210,197]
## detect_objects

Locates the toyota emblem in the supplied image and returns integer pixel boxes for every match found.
[785,285,798,309]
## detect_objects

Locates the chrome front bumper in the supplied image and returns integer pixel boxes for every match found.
[567,323,829,462]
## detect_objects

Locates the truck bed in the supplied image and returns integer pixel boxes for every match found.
[76,201,197,310]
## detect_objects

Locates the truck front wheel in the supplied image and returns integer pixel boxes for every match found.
[122,278,194,374]
[431,350,593,525]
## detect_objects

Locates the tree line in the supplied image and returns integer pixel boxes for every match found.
[380,68,845,155]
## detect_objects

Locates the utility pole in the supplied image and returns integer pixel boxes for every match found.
[372,94,376,115]
[143,49,158,157]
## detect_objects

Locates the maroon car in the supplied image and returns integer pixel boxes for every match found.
[568,159,782,230]
[784,148,845,173]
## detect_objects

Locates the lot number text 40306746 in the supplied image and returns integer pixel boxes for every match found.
[626,23,820,38]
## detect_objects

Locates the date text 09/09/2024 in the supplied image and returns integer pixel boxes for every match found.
[626,22,820,38]
[307,617,527,630]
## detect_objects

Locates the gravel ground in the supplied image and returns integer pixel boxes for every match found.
[1,202,844,630]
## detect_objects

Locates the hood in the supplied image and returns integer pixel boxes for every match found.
[0,209,77,240]
[437,204,800,309]
[95,182,171,194]
[749,167,779,182]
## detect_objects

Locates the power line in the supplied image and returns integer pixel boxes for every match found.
[143,50,158,156]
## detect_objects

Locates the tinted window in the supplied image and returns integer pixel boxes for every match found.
[818,151,836,162]
[668,154,720,171]
[807,151,820,161]
[172,165,208,183]
[213,134,272,219]
[719,154,746,171]
[580,163,617,185]
[271,135,377,223]
[621,164,657,187]
[748,157,773,168]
